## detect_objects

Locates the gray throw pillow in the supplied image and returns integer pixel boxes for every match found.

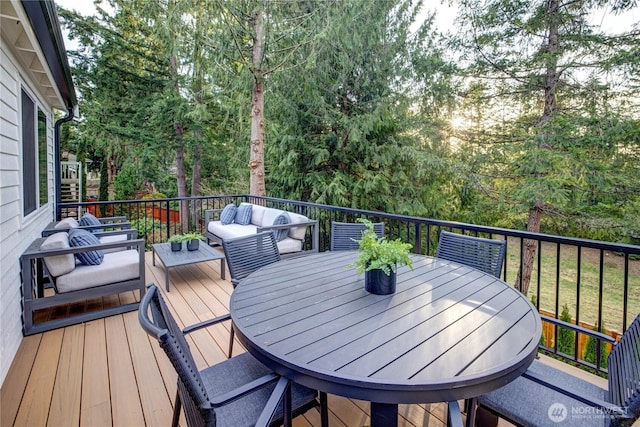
[272,212,290,241]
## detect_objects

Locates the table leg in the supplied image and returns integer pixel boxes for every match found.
[370,402,397,427]
[165,267,171,292]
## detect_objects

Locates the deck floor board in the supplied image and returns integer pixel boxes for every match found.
[0,250,521,426]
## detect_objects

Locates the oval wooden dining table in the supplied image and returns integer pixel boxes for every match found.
[230,251,541,427]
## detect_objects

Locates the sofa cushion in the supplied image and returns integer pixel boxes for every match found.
[68,229,104,265]
[286,212,310,241]
[277,237,303,254]
[250,204,267,226]
[220,203,237,225]
[272,212,290,241]
[41,232,75,278]
[54,217,79,229]
[235,203,253,225]
[98,233,128,254]
[79,212,102,231]
[56,249,140,293]
[208,221,258,241]
[262,208,285,229]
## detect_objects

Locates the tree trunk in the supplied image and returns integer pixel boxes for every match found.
[515,0,560,296]
[249,9,266,196]
[516,200,543,295]
[169,53,189,232]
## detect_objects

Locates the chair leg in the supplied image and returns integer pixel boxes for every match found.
[465,397,478,427]
[228,325,235,358]
[172,390,182,427]
[320,391,328,427]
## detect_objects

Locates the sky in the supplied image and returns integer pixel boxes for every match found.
[56,0,638,53]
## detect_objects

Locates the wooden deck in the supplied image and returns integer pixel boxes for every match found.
[2,250,462,427]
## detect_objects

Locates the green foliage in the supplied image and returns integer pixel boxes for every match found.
[113,159,144,200]
[130,217,165,249]
[582,324,609,369]
[348,219,413,276]
[267,0,455,215]
[558,304,575,355]
[168,232,204,243]
[99,159,109,216]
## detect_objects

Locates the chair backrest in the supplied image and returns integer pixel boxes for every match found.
[330,221,385,251]
[607,313,640,422]
[435,231,506,278]
[222,231,281,287]
[139,284,215,426]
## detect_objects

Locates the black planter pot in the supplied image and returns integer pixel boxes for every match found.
[365,267,396,295]
[170,241,183,252]
[187,239,200,251]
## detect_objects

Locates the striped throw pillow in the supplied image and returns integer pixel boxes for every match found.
[220,204,237,225]
[68,228,104,265]
[272,212,290,241]
[79,212,103,232]
[235,203,253,225]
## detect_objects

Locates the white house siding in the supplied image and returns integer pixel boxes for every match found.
[0,42,56,385]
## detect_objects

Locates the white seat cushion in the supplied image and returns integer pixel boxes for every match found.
[208,221,258,240]
[56,249,140,293]
[277,237,303,254]
[99,233,128,253]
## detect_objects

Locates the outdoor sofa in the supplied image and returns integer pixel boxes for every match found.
[20,228,145,335]
[205,202,318,257]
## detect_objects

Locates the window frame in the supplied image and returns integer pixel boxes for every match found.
[21,86,50,218]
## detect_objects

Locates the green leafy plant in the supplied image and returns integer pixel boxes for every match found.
[169,232,204,243]
[182,232,204,241]
[168,234,185,243]
[349,219,413,275]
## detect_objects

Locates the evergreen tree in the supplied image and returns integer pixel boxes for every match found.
[453,0,640,295]
[558,304,576,355]
[267,0,456,215]
[583,323,609,369]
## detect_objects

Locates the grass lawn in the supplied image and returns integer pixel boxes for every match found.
[503,239,639,334]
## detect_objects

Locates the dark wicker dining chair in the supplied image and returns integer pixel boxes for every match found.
[435,230,506,278]
[476,313,640,427]
[222,231,281,357]
[139,284,322,427]
[330,221,385,251]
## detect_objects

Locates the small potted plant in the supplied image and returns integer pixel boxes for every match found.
[168,234,184,252]
[182,232,204,251]
[349,219,413,295]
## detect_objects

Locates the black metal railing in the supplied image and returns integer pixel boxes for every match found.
[61,194,640,374]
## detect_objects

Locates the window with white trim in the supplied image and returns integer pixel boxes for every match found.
[21,88,49,216]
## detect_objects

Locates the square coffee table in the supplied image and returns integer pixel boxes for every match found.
[152,242,226,291]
